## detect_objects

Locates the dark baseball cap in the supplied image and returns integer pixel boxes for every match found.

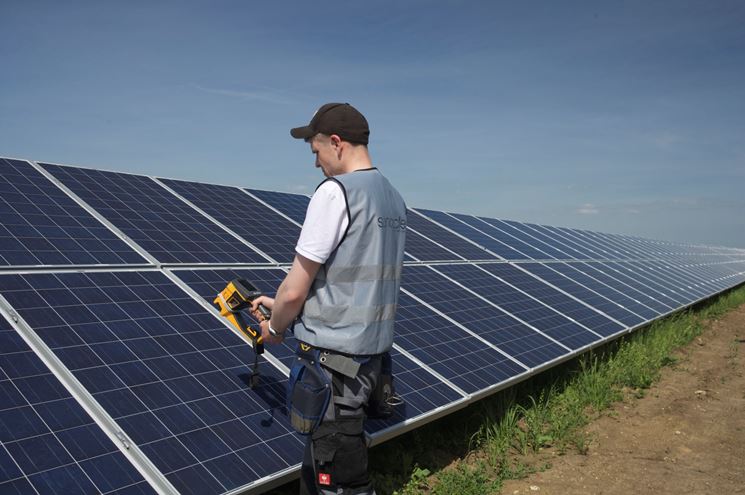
[290,102,370,145]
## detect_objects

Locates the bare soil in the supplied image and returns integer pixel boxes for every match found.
[501,304,745,495]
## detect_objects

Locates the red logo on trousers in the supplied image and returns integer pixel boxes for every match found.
[318,472,331,486]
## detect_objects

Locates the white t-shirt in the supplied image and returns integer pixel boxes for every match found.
[295,181,349,263]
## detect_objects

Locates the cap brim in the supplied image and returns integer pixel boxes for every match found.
[290,126,315,140]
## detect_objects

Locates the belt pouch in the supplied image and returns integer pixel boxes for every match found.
[287,350,332,435]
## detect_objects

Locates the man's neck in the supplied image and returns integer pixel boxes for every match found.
[340,147,373,174]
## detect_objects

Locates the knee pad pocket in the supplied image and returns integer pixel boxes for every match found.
[313,432,369,489]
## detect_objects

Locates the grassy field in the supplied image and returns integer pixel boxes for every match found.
[368,282,745,495]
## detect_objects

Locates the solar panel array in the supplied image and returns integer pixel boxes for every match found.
[1,156,744,495]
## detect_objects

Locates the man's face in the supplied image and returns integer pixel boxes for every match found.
[309,134,341,177]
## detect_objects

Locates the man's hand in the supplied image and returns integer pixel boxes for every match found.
[250,297,283,345]
[258,319,284,345]
[250,295,274,320]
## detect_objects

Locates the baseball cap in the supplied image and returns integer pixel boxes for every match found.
[290,103,370,145]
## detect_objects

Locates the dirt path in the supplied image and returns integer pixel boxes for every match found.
[501,304,745,495]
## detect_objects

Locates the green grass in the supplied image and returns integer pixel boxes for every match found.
[368,282,745,495]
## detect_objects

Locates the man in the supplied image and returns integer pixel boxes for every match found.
[250,102,406,495]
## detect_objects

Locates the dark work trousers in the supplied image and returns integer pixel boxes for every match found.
[299,356,381,495]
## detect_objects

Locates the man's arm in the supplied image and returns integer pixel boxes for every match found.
[251,253,321,344]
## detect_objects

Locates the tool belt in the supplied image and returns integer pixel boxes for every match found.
[287,342,397,434]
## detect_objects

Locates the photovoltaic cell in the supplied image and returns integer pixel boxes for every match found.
[451,213,552,260]
[244,189,310,226]
[404,228,464,262]
[414,209,527,260]
[170,268,297,369]
[476,263,626,338]
[525,224,602,260]
[365,346,463,435]
[159,179,301,264]
[547,262,661,321]
[590,262,682,310]
[406,210,496,261]
[605,261,696,305]
[0,312,156,495]
[517,262,645,327]
[394,292,526,394]
[172,268,468,430]
[0,272,304,495]
[402,266,567,368]
[0,158,146,266]
[40,164,267,264]
[627,261,709,301]
[433,264,601,350]
[479,218,578,260]
[569,262,673,314]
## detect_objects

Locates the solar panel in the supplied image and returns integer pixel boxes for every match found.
[591,262,683,309]
[565,262,674,314]
[0,311,156,495]
[0,271,304,495]
[170,268,297,369]
[607,261,702,304]
[516,262,646,327]
[1,155,744,494]
[476,263,626,338]
[628,261,710,301]
[523,224,602,260]
[451,213,553,260]
[365,346,464,437]
[40,163,269,264]
[170,268,467,435]
[0,158,146,266]
[394,292,526,394]
[433,264,602,350]
[243,189,310,226]
[416,208,541,260]
[406,209,496,261]
[479,218,580,260]
[402,265,568,368]
[158,179,301,264]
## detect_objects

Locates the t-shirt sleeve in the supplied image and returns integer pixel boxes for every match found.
[295,180,349,263]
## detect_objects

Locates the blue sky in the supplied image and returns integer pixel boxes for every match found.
[2,1,744,248]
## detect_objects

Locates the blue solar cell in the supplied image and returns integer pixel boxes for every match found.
[560,227,627,259]
[451,213,553,260]
[171,268,297,368]
[244,189,311,225]
[477,263,626,338]
[479,218,579,260]
[0,271,304,494]
[172,268,465,430]
[0,158,146,266]
[407,209,496,260]
[606,261,699,305]
[517,262,645,327]
[590,262,682,310]
[435,264,601,349]
[366,347,464,434]
[525,224,603,260]
[414,209,529,260]
[40,163,268,264]
[404,228,464,262]
[394,292,526,393]
[0,312,155,494]
[159,179,301,263]
[402,265,568,368]
[547,262,660,320]
[567,262,673,314]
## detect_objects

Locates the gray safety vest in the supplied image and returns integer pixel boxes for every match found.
[294,168,406,355]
